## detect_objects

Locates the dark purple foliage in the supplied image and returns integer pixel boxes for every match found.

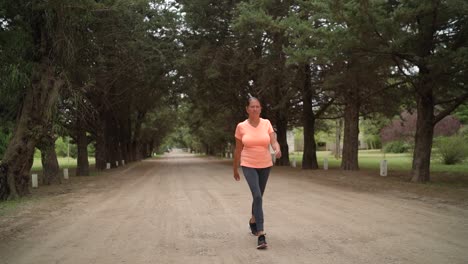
[380,112,461,143]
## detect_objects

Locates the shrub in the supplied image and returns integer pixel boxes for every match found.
[87,143,96,157]
[380,112,461,143]
[383,140,411,153]
[460,126,468,138]
[55,137,77,158]
[434,136,468,165]
[34,148,41,158]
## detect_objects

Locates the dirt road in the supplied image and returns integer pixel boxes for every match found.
[1,152,468,264]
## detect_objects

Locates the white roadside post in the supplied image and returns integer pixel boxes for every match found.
[31,174,38,188]
[380,160,388,176]
[115,161,119,167]
[63,168,69,180]
[291,157,296,168]
[380,151,387,176]
[323,158,328,170]
[122,160,125,166]
[106,163,111,169]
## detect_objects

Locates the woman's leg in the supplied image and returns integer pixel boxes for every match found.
[242,166,265,233]
[251,167,271,223]
[257,167,271,196]
[255,167,270,235]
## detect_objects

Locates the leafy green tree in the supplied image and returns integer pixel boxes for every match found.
[176,0,245,155]
[453,104,468,125]
[284,2,338,169]
[233,0,298,166]
[361,115,389,149]
[293,0,400,170]
[0,1,32,160]
[0,129,11,159]
[371,0,468,182]
[78,0,182,169]
[0,0,96,199]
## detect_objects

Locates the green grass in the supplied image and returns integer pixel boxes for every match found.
[0,197,32,216]
[31,157,96,171]
[27,151,468,174]
[290,149,468,174]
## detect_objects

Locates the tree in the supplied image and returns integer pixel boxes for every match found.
[177,0,246,155]
[37,119,61,185]
[297,64,334,169]
[360,115,389,149]
[0,1,33,192]
[0,0,95,199]
[304,0,398,170]
[372,0,468,181]
[80,0,181,168]
[284,3,337,169]
[233,0,298,166]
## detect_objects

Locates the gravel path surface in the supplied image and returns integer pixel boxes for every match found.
[1,152,467,264]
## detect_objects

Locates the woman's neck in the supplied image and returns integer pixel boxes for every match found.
[248,117,260,126]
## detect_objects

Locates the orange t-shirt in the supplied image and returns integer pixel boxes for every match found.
[235,118,274,168]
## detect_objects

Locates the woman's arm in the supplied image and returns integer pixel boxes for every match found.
[270,132,282,158]
[233,138,243,181]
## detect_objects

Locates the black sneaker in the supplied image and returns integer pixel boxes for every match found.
[257,234,267,249]
[249,221,257,236]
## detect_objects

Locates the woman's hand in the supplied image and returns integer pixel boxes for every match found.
[269,132,281,159]
[233,170,240,181]
[274,148,282,159]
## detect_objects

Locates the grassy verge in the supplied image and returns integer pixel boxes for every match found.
[290,149,468,174]
[31,157,96,171]
[0,197,32,216]
[1,157,97,213]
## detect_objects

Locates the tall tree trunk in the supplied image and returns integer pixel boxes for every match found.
[149,140,155,158]
[76,112,90,176]
[120,142,129,164]
[205,143,214,155]
[341,101,360,170]
[135,143,143,160]
[0,166,6,200]
[0,60,62,199]
[38,133,61,185]
[103,112,120,168]
[131,112,145,162]
[145,142,154,158]
[411,88,434,182]
[334,119,342,159]
[301,64,318,169]
[302,119,318,169]
[275,111,290,166]
[120,117,132,163]
[107,135,120,167]
[130,142,137,162]
[94,128,107,170]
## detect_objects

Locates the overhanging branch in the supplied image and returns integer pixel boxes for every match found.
[434,92,468,124]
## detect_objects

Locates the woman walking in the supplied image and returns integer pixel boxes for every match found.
[233,96,281,249]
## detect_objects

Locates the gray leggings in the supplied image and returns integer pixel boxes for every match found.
[241,166,271,232]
